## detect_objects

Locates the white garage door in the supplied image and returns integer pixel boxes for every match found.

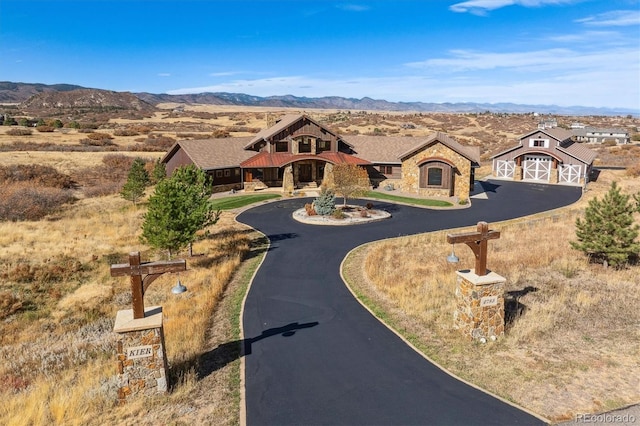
[495,160,515,178]
[559,164,581,184]
[523,155,551,181]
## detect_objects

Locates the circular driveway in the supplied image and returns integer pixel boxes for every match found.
[237,180,582,425]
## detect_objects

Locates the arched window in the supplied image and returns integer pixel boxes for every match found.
[419,160,453,189]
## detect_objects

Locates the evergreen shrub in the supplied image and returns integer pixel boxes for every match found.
[313,188,336,215]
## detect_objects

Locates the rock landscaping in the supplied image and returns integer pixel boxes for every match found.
[292,204,391,225]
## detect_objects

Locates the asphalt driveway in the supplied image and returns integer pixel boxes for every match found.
[237,180,582,425]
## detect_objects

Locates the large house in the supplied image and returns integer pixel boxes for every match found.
[162,114,481,201]
[491,128,597,186]
[572,127,630,144]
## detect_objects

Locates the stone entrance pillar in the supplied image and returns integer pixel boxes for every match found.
[322,163,335,189]
[283,165,294,193]
[453,270,506,341]
[113,306,169,404]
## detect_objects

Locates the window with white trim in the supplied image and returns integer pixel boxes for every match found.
[529,138,549,148]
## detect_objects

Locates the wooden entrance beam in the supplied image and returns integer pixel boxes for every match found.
[446,221,500,276]
[111,252,186,319]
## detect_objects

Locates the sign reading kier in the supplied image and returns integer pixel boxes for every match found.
[126,345,153,359]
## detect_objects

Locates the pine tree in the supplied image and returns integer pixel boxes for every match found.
[151,158,167,184]
[120,158,150,205]
[571,181,640,267]
[140,165,220,258]
[313,187,336,215]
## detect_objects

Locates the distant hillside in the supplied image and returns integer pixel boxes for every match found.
[1,81,636,116]
[137,92,637,116]
[0,81,88,103]
[20,89,157,113]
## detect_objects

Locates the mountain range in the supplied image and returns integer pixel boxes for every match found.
[1,81,636,116]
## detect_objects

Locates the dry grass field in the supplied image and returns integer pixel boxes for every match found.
[0,191,261,424]
[344,169,640,422]
[0,105,638,424]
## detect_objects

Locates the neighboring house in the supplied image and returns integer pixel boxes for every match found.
[491,128,597,186]
[537,117,558,130]
[572,127,630,144]
[162,114,480,201]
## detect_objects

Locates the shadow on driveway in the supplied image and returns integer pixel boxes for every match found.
[195,321,319,379]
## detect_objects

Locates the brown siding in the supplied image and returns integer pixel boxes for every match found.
[208,168,242,186]
[165,147,194,176]
[270,118,338,153]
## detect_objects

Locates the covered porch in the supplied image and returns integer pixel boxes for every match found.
[240,152,370,193]
[242,159,329,192]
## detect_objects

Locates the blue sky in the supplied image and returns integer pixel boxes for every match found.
[1,0,639,110]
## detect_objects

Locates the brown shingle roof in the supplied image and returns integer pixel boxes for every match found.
[557,141,598,164]
[163,137,255,170]
[164,132,480,171]
[346,135,419,164]
[521,128,573,142]
[399,132,480,164]
[247,114,302,147]
[347,133,480,165]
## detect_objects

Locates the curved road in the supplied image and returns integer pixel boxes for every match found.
[237,180,582,425]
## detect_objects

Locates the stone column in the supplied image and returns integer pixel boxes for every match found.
[453,270,506,341]
[549,167,558,184]
[322,163,334,189]
[113,306,169,404]
[514,165,523,181]
[283,165,294,194]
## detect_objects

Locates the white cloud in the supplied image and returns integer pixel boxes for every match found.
[449,0,577,14]
[546,30,619,43]
[575,10,640,27]
[404,47,637,74]
[157,73,171,77]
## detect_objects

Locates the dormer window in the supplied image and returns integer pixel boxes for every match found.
[275,141,288,152]
[529,138,549,148]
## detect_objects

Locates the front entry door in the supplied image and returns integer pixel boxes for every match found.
[299,164,312,182]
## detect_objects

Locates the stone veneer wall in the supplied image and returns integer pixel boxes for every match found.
[400,142,471,200]
[115,324,169,404]
[453,270,506,341]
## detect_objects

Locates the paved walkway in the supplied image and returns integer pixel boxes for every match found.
[237,180,583,425]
